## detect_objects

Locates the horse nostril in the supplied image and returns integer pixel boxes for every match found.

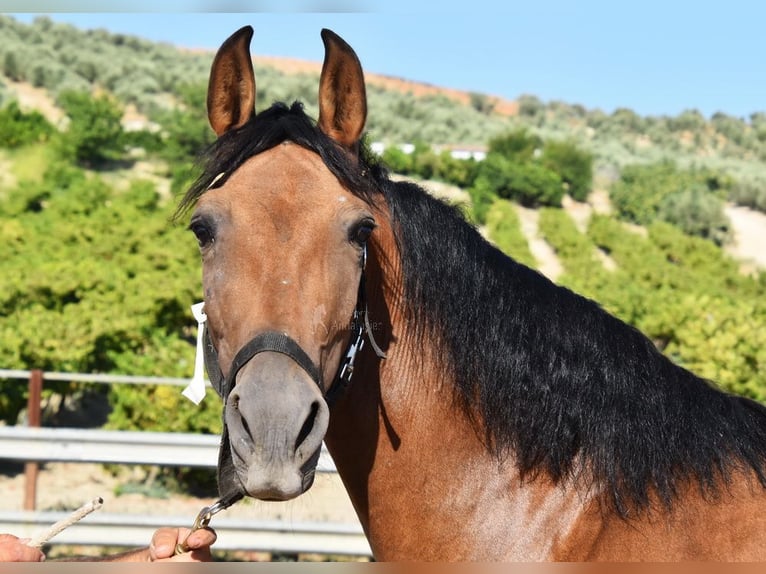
[295,401,320,451]
[228,392,252,437]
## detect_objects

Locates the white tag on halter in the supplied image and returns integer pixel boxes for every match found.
[182,302,208,405]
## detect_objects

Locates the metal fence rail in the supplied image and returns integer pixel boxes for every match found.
[0,368,196,387]
[0,426,337,472]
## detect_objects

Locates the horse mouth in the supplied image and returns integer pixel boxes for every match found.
[230,444,321,501]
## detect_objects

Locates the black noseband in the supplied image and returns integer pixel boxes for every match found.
[214,331,322,402]
[202,270,370,408]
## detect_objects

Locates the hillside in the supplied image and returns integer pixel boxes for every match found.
[251,55,520,116]
[2,14,766,176]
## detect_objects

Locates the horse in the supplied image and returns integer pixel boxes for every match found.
[177,25,766,560]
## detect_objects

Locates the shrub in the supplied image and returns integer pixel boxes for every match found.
[487,128,542,162]
[484,199,536,268]
[729,179,766,213]
[57,90,125,165]
[657,187,730,245]
[477,154,564,207]
[0,159,202,424]
[411,143,440,180]
[381,145,413,174]
[436,151,478,188]
[467,176,496,225]
[541,139,593,201]
[609,161,731,226]
[0,101,54,148]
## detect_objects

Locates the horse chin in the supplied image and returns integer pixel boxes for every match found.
[237,449,320,501]
[241,467,311,501]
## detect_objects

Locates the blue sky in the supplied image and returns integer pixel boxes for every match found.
[8,1,766,119]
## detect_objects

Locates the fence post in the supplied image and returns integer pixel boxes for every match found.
[23,369,43,511]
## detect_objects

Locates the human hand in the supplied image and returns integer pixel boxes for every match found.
[0,534,46,562]
[149,527,217,562]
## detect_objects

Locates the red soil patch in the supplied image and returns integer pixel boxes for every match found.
[253,55,519,117]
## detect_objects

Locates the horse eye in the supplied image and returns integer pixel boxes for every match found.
[351,219,375,246]
[189,220,215,248]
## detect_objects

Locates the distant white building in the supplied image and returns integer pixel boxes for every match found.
[370,141,486,161]
[370,141,386,155]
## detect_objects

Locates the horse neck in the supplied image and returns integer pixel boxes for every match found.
[324,211,591,560]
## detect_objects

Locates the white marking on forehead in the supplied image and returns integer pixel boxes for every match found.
[337,195,347,203]
[281,279,290,286]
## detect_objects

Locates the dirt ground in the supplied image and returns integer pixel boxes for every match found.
[0,460,358,524]
[724,203,766,273]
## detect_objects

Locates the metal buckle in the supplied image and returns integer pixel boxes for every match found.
[174,500,227,555]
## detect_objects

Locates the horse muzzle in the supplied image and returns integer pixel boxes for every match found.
[224,352,330,500]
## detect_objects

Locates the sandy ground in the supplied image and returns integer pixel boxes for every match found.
[515,204,564,281]
[4,80,64,126]
[0,461,358,526]
[725,203,766,273]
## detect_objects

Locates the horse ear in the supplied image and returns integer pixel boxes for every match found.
[207,25,256,137]
[318,29,367,151]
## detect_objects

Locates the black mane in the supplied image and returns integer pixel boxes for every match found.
[178,102,377,215]
[181,102,766,515]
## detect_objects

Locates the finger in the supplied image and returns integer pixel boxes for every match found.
[21,546,46,562]
[149,527,190,561]
[0,540,45,562]
[184,527,217,550]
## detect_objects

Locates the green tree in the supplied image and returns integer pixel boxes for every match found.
[541,139,593,201]
[436,151,478,188]
[488,129,542,162]
[3,52,21,81]
[469,92,495,115]
[57,90,125,165]
[476,154,564,207]
[657,187,730,245]
[517,94,543,119]
[667,109,706,132]
[381,145,414,174]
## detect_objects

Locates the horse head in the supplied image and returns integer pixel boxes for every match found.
[191,26,375,501]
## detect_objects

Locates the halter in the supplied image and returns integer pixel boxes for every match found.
[202,263,373,408]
